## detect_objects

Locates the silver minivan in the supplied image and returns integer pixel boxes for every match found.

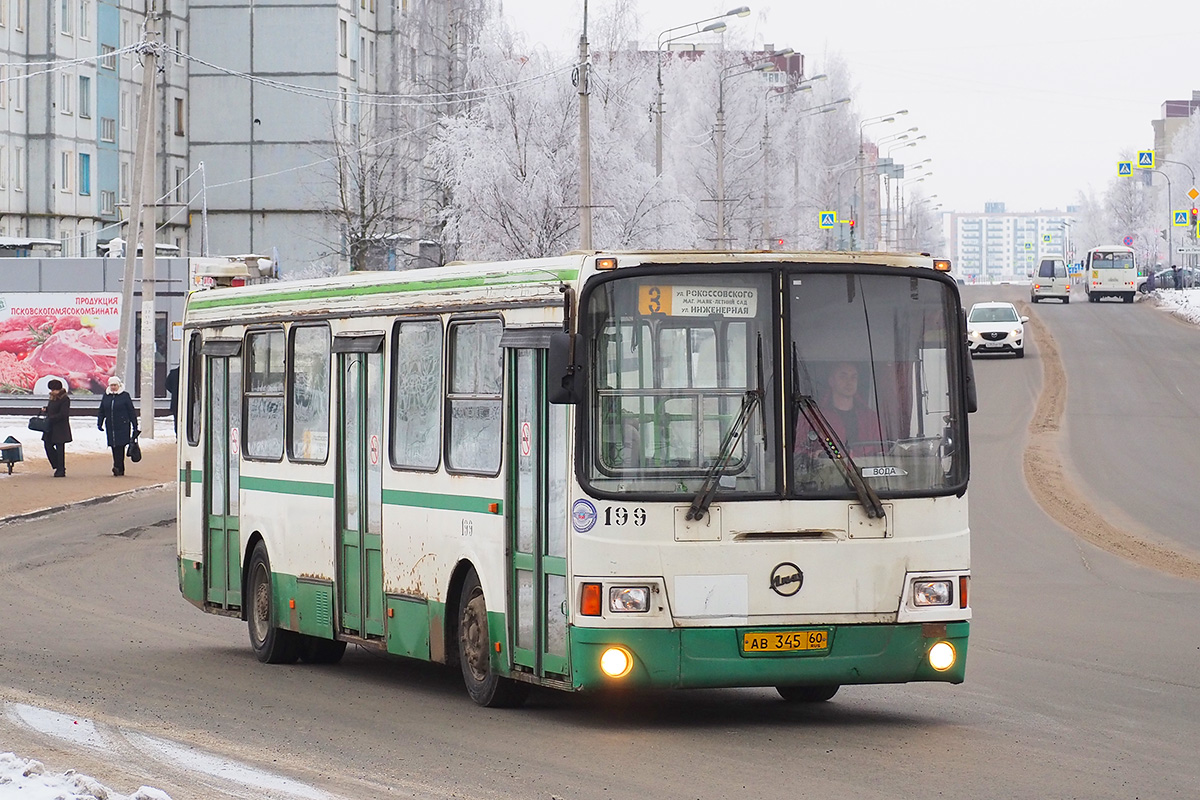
[1031,258,1070,303]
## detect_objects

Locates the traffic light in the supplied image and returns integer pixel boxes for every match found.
[848,219,856,230]
[1191,208,1198,226]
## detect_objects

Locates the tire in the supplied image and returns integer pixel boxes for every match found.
[777,685,840,703]
[247,541,300,664]
[457,569,530,708]
[1030,296,1038,304]
[1063,297,1070,304]
[1014,348,1024,359]
[1123,293,1134,304]
[299,635,347,664]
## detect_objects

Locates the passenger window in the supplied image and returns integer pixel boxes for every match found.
[288,325,330,462]
[445,319,503,475]
[245,330,285,460]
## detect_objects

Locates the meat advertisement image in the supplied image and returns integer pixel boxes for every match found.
[0,293,121,394]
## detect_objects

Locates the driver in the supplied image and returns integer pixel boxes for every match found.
[796,361,884,459]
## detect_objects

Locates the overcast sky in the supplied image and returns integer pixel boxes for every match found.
[498,0,1200,215]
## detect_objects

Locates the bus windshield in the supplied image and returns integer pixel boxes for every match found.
[586,272,778,496]
[583,268,966,500]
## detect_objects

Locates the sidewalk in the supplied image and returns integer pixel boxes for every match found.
[0,429,176,522]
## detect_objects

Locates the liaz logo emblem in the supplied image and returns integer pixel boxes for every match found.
[769,562,804,597]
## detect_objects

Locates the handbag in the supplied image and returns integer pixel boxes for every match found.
[28,416,47,432]
[127,432,142,463]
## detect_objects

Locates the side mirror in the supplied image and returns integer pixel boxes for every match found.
[1020,316,1029,323]
[548,332,584,405]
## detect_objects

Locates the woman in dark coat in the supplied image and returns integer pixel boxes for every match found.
[42,378,73,478]
[98,375,138,476]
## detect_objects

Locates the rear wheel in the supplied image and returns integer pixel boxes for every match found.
[1123,293,1134,304]
[458,569,530,708]
[1063,297,1070,304]
[777,685,840,703]
[247,541,300,664]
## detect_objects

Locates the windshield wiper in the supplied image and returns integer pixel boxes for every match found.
[687,335,766,522]
[791,345,886,520]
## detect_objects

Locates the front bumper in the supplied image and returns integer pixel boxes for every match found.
[569,621,969,691]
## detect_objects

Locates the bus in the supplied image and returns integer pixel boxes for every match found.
[1082,245,1137,303]
[177,250,975,707]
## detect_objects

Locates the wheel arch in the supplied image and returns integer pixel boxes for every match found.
[441,558,479,665]
[239,530,266,622]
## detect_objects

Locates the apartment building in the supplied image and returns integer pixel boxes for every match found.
[2,0,475,270]
[950,203,1078,281]
[0,0,187,256]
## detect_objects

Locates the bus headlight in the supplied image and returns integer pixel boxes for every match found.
[913,580,953,606]
[928,641,956,671]
[600,646,634,678]
[609,586,650,612]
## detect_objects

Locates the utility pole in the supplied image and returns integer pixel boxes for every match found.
[136,21,161,437]
[115,38,153,385]
[577,0,593,250]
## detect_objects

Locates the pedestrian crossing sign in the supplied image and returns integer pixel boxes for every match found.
[1042,234,1051,243]
[1117,161,1132,176]
[818,211,836,229]
[1137,150,1155,169]
[1175,210,1189,226]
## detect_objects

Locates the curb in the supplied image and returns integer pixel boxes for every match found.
[0,481,175,526]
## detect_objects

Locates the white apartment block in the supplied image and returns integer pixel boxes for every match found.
[950,203,1078,281]
[0,0,188,256]
[2,0,476,270]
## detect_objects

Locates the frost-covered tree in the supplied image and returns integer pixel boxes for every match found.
[1104,151,1160,267]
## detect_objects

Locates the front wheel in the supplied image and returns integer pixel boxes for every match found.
[247,541,300,664]
[458,569,530,708]
[1014,348,1025,359]
[777,685,840,703]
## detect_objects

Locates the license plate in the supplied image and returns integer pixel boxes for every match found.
[742,629,829,653]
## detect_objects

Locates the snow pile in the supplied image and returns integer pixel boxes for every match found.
[0,752,171,800]
[0,415,176,455]
[1151,286,1200,324]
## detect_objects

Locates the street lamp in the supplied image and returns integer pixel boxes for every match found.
[655,6,751,176]
[760,78,838,248]
[716,50,789,248]
[854,109,908,250]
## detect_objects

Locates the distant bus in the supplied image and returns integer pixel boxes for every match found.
[177,250,975,707]
[1083,245,1136,303]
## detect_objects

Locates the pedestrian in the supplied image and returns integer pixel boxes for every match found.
[41,378,72,478]
[98,375,138,477]
[1173,264,1183,290]
[165,365,179,434]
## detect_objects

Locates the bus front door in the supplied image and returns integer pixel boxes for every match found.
[204,354,241,609]
[508,347,570,679]
[336,350,385,640]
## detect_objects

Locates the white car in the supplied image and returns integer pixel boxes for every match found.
[967,301,1028,358]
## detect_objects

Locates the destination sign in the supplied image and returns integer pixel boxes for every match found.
[638,285,758,317]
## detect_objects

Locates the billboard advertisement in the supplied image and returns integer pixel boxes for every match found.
[0,293,121,395]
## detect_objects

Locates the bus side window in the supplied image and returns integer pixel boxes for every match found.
[186,332,202,447]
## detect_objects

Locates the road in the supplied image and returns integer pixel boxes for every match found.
[0,286,1198,799]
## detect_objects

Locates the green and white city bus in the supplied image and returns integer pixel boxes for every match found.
[177,250,975,707]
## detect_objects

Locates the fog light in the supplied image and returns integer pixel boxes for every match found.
[928,641,956,671]
[600,647,633,678]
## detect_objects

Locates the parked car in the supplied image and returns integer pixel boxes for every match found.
[966,301,1028,358]
[1137,266,1200,293]
[1030,258,1071,303]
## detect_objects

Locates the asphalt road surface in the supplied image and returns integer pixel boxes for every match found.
[1,286,1198,799]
